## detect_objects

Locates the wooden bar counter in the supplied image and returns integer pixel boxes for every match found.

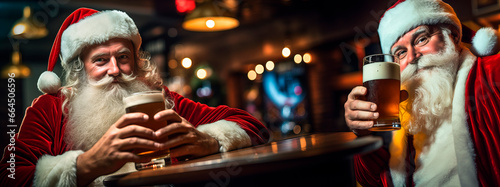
[104,132,382,187]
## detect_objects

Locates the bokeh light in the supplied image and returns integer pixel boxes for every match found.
[303,53,312,63]
[248,70,257,80]
[282,47,291,58]
[255,64,264,74]
[197,68,207,79]
[294,54,302,64]
[181,57,192,68]
[266,60,274,71]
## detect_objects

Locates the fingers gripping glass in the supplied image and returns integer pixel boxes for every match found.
[363,54,401,131]
[123,91,171,170]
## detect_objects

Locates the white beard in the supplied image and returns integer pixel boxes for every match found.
[64,74,154,151]
[400,32,461,135]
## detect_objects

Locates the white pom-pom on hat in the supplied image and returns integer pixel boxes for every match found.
[471,27,500,57]
[37,71,61,95]
[37,8,99,94]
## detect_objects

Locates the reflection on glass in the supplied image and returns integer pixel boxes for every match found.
[300,137,306,151]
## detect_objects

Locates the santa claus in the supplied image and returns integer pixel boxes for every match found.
[344,0,500,186]
[0,8,269,186]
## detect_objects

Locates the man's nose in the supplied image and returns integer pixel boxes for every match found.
[407,48,421,65]
[107,57,120,76]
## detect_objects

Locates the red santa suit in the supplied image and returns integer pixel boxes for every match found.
[354,0,500,186]
[0,85,269,186]
[354,49,500,187]
[465,53,500,187]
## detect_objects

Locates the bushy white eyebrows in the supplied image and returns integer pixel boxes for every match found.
[90,48,132,60]
[391,27,430,54]
[117,48,132,54]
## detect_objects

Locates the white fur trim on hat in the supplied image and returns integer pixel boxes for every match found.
[378,0,461,54]
[60,10,141,66]
[196,120,252,152]
[471,27,500,56]
[33,150,84,187]
[37,71,61,94]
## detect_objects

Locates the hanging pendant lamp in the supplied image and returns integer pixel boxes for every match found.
[182,0,239,32]
[10,6,48,39]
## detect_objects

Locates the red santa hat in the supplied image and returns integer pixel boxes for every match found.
[37,8,142,94]
[378,0,500,57]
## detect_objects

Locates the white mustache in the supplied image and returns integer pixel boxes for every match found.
[88,73,136,88]
[401,53,439,82]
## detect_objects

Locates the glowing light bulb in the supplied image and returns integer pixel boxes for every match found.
[206,20,215,28]
[181,57,192,69]
[282,47,291,58]
[13,24,26,35]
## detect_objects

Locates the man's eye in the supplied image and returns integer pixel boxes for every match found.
[119,55,129,59]
[395,50,406,59]
[415,36,429,46]
[94,58,107,65]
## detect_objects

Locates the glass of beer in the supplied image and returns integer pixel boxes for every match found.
[123,91,171,170]
[362,54,401,131]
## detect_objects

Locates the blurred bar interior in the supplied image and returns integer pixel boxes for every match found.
[0,0,495,145]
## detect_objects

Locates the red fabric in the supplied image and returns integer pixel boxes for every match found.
[48,8,98,71]
[0,86,269,186]
[465,54,500,187]
[354,148,393,187]
[354,55,500,186]
[0,93,64,186]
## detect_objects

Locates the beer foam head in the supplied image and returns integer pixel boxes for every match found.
[123,91,164,108]
[363,62,401,82]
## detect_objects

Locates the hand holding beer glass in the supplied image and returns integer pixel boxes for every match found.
[362,54,401,131]
[123,91,171,170]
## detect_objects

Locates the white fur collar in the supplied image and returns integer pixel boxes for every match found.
[389,48,478,186]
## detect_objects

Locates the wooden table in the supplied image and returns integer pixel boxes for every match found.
[104,132,382,187]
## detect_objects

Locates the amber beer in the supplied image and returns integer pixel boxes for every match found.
[363,54,401,131]
[123,91,170,170]
[124,92,167,132]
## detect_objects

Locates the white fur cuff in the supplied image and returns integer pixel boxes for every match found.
[197,120,251,152]
[33,150,84,187]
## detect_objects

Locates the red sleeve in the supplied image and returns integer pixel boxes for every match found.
[466,55,500,187]
[164,86,270,145]
[0,93,67,186]
[354,147,393,187]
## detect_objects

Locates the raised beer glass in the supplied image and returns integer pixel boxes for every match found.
[362,54,401,131]
[123,91,171,170]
